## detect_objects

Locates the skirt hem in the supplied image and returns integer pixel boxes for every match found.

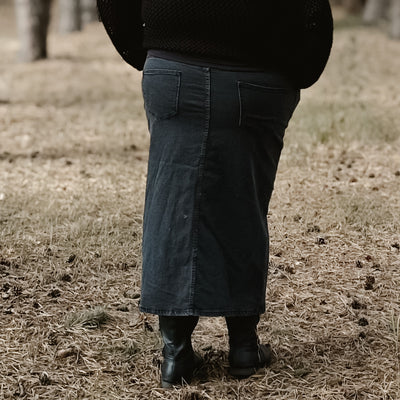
[139,306,265,317]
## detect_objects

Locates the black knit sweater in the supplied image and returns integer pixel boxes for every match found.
[141,0,333,88]
[98,0,333,88]
[142,1,259,63]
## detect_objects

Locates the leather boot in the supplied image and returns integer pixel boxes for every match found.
[159,316,201,388]
[226,315,272,378]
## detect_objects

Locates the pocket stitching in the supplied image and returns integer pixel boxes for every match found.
[143,70,181,120]
[238,81,289,94]
[238,81,293,126]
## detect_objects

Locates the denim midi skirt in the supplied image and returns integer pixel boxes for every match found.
[140,56,300,316]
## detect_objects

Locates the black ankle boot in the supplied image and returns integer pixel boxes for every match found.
[226,315,272,378]
[159,316,201,388]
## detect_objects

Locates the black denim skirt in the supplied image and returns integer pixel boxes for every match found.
[140,56,300,316]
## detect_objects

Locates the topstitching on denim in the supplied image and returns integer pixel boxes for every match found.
[188,67,211,309]
[142,69,181,120]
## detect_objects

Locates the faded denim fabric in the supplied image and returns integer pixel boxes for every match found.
[140,56,300,316]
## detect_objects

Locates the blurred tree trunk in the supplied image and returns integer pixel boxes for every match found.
[15,0,52,62]
[363,0,389,23]
[390,0,400,38]
[343,0,364,13]
[59,0,81,33]
[80,0,98,25]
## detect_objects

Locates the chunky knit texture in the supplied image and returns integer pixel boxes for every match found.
[142,0,255,62]
[141,0,333,87]
[98,0,333,88]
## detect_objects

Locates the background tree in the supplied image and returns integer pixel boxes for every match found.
[343,0,366,14]
[363,0,390,23]
[59,0,81,33]
[15,0,97,62]
[81,0,98,25]
[335,0,400,39]
[363,0,400,38]
[390,0,400,38]
[15,0,52,62]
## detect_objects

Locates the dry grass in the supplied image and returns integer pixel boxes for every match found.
[1,3,400,399]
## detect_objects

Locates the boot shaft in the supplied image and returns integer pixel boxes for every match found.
[158,316,200,387]
[159,316,199,358]
[226,315,260,349]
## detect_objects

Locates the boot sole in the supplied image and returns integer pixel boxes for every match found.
[160,352,202,388]
[228,366,259,378]
[161,380,176,388]
[229,344,272,378]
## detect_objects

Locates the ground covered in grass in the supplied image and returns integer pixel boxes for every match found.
[1,3,399,399]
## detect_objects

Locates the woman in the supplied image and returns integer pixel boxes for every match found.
[98,0,333,387]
